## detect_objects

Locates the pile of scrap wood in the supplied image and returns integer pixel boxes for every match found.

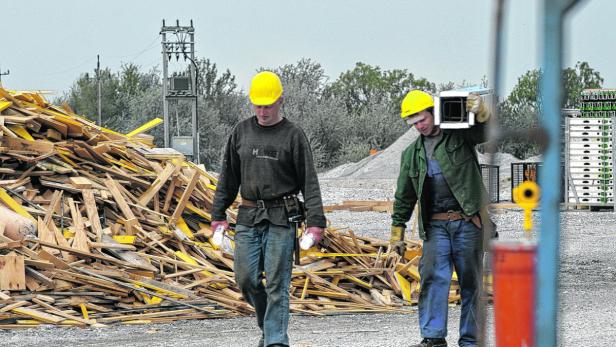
[0,87,459,328]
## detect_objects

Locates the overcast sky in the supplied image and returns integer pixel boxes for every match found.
[2,0,613,97]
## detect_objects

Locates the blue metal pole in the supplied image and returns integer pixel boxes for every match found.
[537,1,582,346]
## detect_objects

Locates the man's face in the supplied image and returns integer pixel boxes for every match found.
[253,98,282,126]
[411,110,437,136]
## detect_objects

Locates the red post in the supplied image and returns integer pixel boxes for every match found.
[492,241,537,347]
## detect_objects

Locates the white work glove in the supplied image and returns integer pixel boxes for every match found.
[299,226,325,250]
[466,93,491,123]
[210,220,229,247]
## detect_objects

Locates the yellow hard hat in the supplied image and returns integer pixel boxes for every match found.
[400,90,434,121]
[249,71,283,106]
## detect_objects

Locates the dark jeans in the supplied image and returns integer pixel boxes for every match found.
[234,221,294,347]
[419,219,482,347]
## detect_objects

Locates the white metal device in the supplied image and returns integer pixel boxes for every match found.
[434,87,493,129]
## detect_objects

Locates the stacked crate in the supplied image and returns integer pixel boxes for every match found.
[565,89,615,207]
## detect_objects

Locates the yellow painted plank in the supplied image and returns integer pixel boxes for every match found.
[158,226,172,236]
[29,93,47,107]
[305,251,380,258]
[126,118,163,137]
[343,274,372,289]
[186,202,212,221]
[56,151,78,168]
[128,279,186,299]
[0,187,35,221]
[173,251,227,289]
[187,162,219,184]
[113,235,136,244]
[0,100,12,112]
[175,216,195,240]
[7,125,34,141]
[394,272,412,302]
[79,304,89,320]
[106,158,141,173]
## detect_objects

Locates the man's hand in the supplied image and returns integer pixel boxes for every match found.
[389,226,406,256]
[305,226,325,243]
[211,220,229,232]
[466,93,491,123]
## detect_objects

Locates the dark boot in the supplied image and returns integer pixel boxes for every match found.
[410,338,448,347]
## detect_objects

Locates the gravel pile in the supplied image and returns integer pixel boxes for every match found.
[321,128,548,202]
[320,128,420,180]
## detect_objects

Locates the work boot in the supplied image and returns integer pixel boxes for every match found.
[410,338,448,347]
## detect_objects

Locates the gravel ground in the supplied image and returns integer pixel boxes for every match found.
[2,178,615,347]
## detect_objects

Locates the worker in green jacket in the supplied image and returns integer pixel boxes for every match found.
[390,90,491,347]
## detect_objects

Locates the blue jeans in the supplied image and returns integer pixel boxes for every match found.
[234,221,295,347]
[419,219,482,347]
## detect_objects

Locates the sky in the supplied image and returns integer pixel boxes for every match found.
[1,0,614,97]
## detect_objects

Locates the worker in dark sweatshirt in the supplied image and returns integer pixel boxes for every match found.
[211,71,326,347]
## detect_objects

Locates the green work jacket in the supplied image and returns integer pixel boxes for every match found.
[391,124,489,240]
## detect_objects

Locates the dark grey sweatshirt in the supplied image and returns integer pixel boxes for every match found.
[211,117,326,228]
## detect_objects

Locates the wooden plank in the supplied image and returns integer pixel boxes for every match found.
[103,176,140,234]
[23,259,54,270]
[170,170,200,224]
[162,178,178,213]
[37,250,70,270]
[25,267,54,287]
[39,116,68,138]
[69,177,93,189]
[2,136,54,154]
[31,298,103,327]
[0,255,26,290]
[11,307,65,324]
[25,239,155,271]
[81,189,103,242]
[137,163,176,207]
[37,218,58,255]
[101,234,158,273]
[67,197,90,253]
[46,128,63,141]
[0,301,29,313]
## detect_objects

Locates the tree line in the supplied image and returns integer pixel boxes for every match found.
[58,59,603,171]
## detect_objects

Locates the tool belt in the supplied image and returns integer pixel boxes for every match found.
[241,198,286,209]
[430,210,482,229]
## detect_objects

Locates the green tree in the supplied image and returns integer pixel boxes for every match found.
[66,68,122,127]
[191,58,249,169]
[497,61,603,158]
[325,62,436,115]
[562,61,603,107]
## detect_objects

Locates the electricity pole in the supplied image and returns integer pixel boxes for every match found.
[0,67,9,84]
[96,55,102,126]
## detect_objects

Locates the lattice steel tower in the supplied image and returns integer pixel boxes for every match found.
[160,19,200,163]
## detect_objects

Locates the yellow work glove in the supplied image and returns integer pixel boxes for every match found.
[389,226,406,256]
[466,93,491,123]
